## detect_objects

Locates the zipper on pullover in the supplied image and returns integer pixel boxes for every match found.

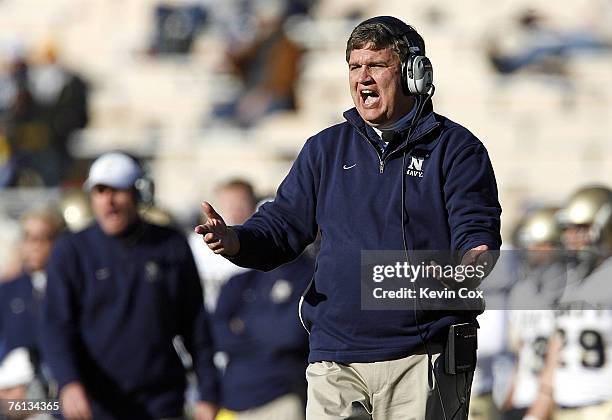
[355,130,386,174]
[355,123,440,174]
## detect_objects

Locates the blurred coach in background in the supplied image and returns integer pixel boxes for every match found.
[41,152,219,420]
[196,16,501,420]
[0,206,65,406]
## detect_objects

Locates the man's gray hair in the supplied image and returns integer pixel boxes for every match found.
[345,20,425,63]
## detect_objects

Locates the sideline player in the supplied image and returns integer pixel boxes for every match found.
[503,208,563,420]
[526,186,612,420]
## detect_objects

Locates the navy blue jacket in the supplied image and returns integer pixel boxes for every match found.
[40,222,218,419]
[212,252,314,411]
[231,101,502,363]
[0,273,40,362]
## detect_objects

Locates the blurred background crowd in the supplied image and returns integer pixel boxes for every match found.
[0,0,612,418]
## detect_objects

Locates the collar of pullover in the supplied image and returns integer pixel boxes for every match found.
[343,97,439,149]
[94,219,146,246]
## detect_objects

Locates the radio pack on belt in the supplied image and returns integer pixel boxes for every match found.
[445,323,477,375]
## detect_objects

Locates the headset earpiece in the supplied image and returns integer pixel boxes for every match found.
[396,31,432,95]
[405,55,433,95]
[134,176,155,207]
[123,152,155,207]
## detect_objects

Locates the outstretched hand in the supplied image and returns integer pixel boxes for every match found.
[194,202,240,256]
[460,244,493,288]
[431,245,493,290]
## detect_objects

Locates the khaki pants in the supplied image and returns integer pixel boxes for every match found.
[216,393,305,420]
[553,399,612,420]
[306,352,472,420]
[468,393,501,420]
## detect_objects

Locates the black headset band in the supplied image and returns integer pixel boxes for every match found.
[356,16,424,55]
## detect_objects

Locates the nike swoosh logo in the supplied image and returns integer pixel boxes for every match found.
[343,163,357,170]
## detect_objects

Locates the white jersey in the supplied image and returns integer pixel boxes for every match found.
[554,257,612,407]
[188,232,249,312]
[508,310,556,408]
[472,309,507,396]
[506,264,561,408]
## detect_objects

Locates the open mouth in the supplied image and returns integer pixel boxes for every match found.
[360,89,380,107]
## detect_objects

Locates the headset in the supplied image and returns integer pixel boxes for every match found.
[126,153,155,207]
[355,16,433,96]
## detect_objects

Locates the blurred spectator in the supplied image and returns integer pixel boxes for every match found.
[485,8,612,76]
[212,248,315,419]
[0,206,65,412]
[310,0,366,20]
[0,55,45,186]
[0,123,15,187]
[190,179,314,418]
[0,43,88,187]
[0,214,23,283]
[188,179,255,312]
[30,43,89,184]
[40,152,219,420]
[211,0,303,128]
[148,2,208,55]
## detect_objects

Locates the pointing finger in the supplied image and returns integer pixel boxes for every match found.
[201,201,221,221]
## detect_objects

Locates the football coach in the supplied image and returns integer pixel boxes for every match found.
[196,16,501,420]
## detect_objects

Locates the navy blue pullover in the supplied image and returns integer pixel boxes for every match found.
[0,273,40,362]
[212,252,314,411]
[40,222,218,419]
[231,101,502,364]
